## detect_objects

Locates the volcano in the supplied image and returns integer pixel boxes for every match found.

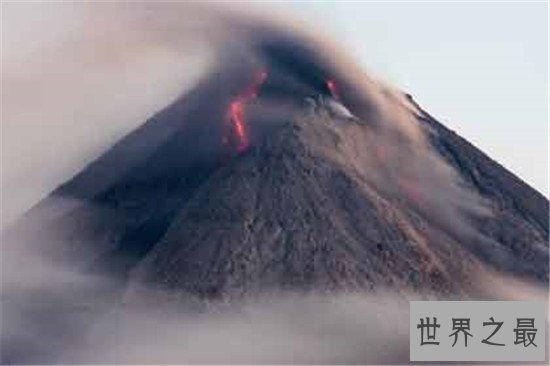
[3,16,549,363]
[4,31,548,304]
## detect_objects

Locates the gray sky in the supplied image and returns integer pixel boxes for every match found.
[1,1,547,228]
[280,1,548,196]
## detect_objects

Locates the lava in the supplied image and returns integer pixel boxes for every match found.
[326,79,339,99]
[226,70,268,152]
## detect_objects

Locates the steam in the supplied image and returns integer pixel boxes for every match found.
[59,292,411,364]
[1,2,216,229]
[3,234,546,364]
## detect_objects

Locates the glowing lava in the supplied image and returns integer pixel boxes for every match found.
[326,79,339,99]
[226,70,268,152]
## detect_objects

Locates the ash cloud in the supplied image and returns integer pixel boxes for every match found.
[2,1,487,231]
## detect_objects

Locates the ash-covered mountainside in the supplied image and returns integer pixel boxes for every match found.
[129,105,548,300]
[5,32,548,303]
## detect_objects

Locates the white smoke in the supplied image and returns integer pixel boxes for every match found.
[3,236,545,364]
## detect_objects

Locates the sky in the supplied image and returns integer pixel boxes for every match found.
[280,1,548,196]
[1,1,548,228]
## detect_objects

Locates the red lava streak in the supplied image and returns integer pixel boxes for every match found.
[326,79,339,99]
[226,71,268,152]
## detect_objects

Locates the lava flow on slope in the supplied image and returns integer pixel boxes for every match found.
[326,79,339,99]
[225,70,268,152]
